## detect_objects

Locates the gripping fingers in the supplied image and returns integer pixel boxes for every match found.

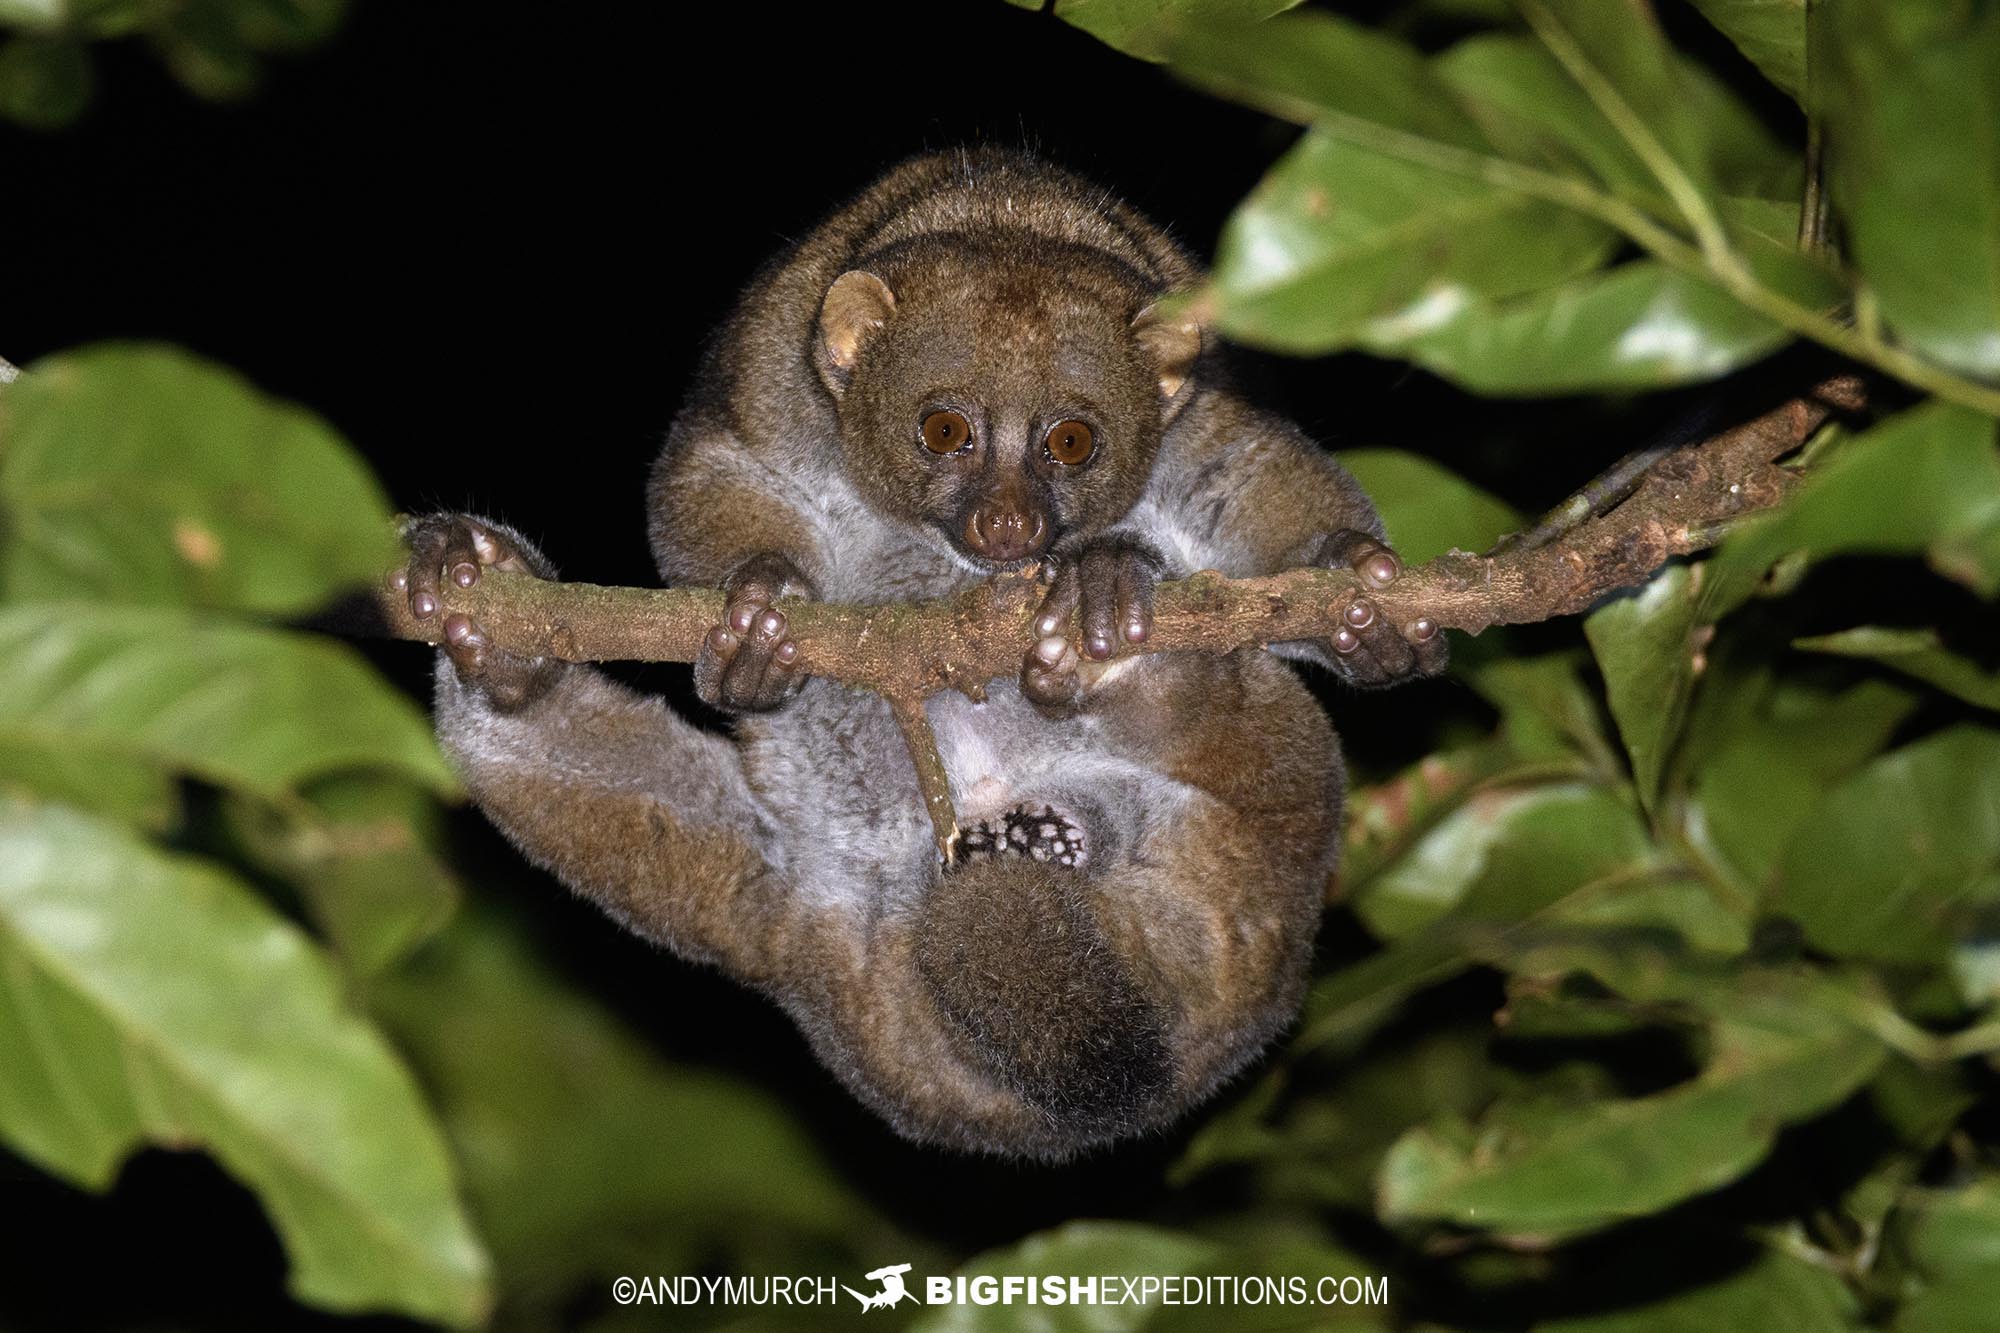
[1032,543,1159,663]
[1328,596,1412,686]
[397,517,479,622]
[1316,529,1448,686]
[440,611,551,710]
[1022,542,1157,712]
[397,514,559,708]
[1032,560,1083,641]
[723,604,800,710]
[395,514,541,620]
[1078,547,1157,660]
[695,557,811,712]
[1020,633,1083,713]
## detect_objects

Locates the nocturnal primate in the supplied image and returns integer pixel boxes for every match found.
[397,149,1445,1158]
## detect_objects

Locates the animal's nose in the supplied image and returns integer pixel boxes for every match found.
[965,507,1050,562]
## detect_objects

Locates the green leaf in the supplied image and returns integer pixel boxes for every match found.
[1182,1027,1497,1210]
[1686,0,1806,103]
[1166,9,1805,390]
[1291,926,1479,1060]
[1162,9,1490,149]
[1547,874,1751,957]
[1771,726,2000,966]
[370,910,874,1315]
[1040,0,1304,61]
[1463,649,1619,769]
[1210,128,1617,353]
[0,603,455,800]
[225,774,460,978]
[1718,194,1844,311]
[1687,676,1917,892]
[1707,402,2000,607]
[0,1,67,29]
[1512,0,1727,236]
[0,734,177,829]
[1363,257,1792,393]
[0,343,400,613]
[1436,33,1664,206]
[1585,563,1702,810]
[1356,782,1656,939]
[1897,1176,2000,1333]
[1819,2,2000,382]
[1793,627,2000,713]
[1439,32,1796,211]
[1543,1247,1857,1331]
[1378,991,1883,1237]
[1338,449,1520,563]
[1341,738,1529,895]
[0,801,490,1325]
[0,35,89,127]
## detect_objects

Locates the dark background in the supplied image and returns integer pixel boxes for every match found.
[0,3,1774,1326]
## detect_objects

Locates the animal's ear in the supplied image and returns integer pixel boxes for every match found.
[815,270,898,398]
[1131,299,1204,419]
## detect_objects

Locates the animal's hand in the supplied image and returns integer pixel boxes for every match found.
[396,514,564,711]
[1307,529,1447,686]
[695,552,817,713]
[1020,536,1162,713]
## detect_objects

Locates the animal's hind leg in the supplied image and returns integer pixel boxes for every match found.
[434,661,807,984]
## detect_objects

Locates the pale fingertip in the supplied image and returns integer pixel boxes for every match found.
[1362,553,1399,587]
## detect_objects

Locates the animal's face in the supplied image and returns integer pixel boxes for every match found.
[813,255,1200,569]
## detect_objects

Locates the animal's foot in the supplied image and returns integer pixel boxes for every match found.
[694,552,817,712]
[395,513,561,710]
[955,804,1087,869]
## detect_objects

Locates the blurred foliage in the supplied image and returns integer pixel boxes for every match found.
[3,1,2000,1330]
[0,0,345,126]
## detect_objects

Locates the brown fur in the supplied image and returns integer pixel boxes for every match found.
[418,148,1439,1160]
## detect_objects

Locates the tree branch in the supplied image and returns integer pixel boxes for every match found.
[378,379,1862,860]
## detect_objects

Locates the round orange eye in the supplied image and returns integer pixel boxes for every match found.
[920,410,972,454]
[1045,419,1096,465]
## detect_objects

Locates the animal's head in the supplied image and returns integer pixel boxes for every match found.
[812,245,1202,570]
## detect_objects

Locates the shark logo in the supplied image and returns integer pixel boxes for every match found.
[843,1262,918,1311]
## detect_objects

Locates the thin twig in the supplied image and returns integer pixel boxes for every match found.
[1799,0,1832,257]
[1489,434,1690,556]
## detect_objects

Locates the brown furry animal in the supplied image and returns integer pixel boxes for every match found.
[398,148,1445,1159]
